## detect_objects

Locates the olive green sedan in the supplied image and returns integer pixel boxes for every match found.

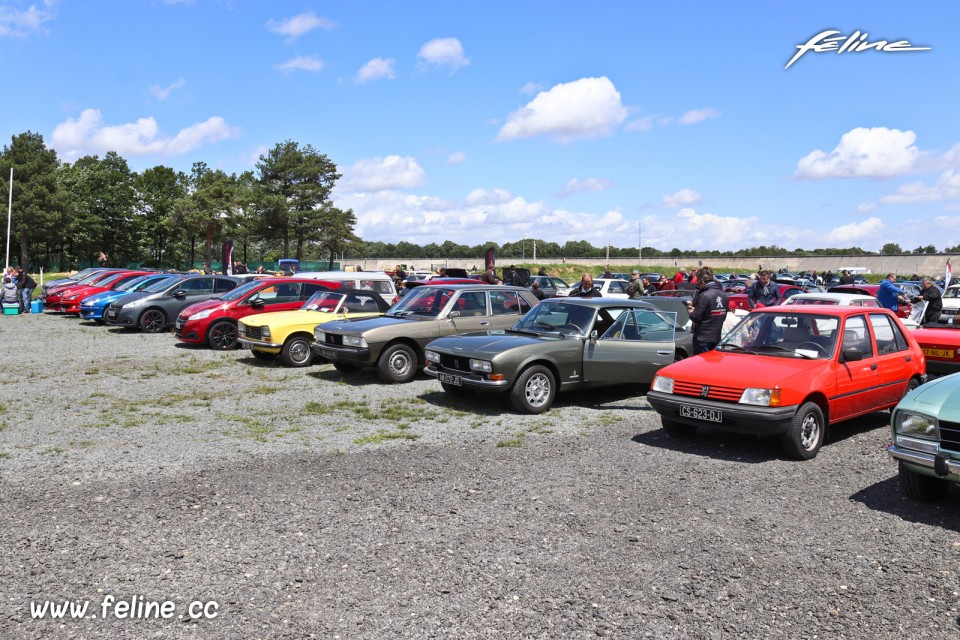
[423,297,694,413]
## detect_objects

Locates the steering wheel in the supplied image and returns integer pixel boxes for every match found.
[559,323,584,335]
[796,341,827,356]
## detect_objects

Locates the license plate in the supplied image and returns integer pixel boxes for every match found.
[175,320,184,330]
[321,348,336,359]
[107,310,116,317]
[439,373,462,386]
[680,405,722,422]
[944,309,958,315]
[923,348,955,359]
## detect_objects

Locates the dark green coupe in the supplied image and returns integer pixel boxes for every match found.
[424,297,693,413]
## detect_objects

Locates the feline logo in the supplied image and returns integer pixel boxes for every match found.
[786,30,931,69]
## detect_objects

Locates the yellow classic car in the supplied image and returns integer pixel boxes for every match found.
[237,289,391,366]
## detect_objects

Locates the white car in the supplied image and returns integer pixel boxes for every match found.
[783,292,918,330]
[940,285,960,322]
[590,278,631,298]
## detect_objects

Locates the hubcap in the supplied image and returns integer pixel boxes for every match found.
[525,373,551,407]
[800,413,820,450]
[389,351,411,376]
[212,325,236,348]
[144,312,163,332]
[289,340,309,363]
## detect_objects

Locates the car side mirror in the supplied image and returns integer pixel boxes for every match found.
[448,310,460,319]
[173,290,186,299]
[590,329,598,343]
[841,348,862,362]
[249,298,264,307]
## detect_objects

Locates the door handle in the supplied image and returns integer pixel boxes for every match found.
[870,364,878,371]
[656,350,672,356]
[480,321,489,325]
[905,356,911,362]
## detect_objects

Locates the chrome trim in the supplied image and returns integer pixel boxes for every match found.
[238,338,283,349]
[887,444,960,476]
[424,365,510,389]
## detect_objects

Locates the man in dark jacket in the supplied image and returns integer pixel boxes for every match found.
[569,273,602,298]
[913,277,943,325]
[14,267,37,313]
[746,271,782,309]
[839,270,855,285]
[687,267,729,354]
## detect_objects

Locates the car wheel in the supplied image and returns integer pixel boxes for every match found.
[781,401,824,460]
[674,350,687,363]
[250,349,277,361]
[206,320,238,350]
[661,417,697,438]
[510,365,556,414]
[901,378,920,400]
[898,461,950,501]
[441,381,472,396]
[281,336,314,367]
[139,309,166,333]
[333,362,361,374]
[377,343,419,383]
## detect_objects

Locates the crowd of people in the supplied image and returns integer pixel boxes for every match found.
[2,266,37,313]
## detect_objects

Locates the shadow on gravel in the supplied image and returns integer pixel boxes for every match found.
[76,320,102,327]
[307,367,388,386]
[850,476,960,532]
[415,385,656,416]
[236,355,284,368]
[173,342,205,350]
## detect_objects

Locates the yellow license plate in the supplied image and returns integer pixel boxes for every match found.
[923,348,956,359]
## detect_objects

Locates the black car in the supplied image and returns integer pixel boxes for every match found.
[104,275,243,333]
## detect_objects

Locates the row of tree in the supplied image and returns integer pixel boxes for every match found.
[0,133,358,270]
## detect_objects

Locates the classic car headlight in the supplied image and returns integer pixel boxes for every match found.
[261,326,271,340]
[425,350,440,363]
[739,388,782,407]
[652,376,674,393]
[469,359,492,373]
[237,322,247,336]
[343,335,367,348]
[894,412,939,439]
[189,308,215,321]
[314,329,325,341]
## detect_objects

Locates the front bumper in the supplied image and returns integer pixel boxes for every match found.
[646,390,799,435]
[80,305,105,320]
[174,317,203,343]
[239,338,283,351]
[104,307,137,327]
[424,364,511,390]
[310,343,372,364]
[888,444,960,481]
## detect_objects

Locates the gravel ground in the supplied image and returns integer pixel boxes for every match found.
[1,312,959,639]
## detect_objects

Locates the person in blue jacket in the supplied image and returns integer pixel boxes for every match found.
[877,273,905,312]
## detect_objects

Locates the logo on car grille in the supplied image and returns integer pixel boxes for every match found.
[700,385,710,398]
[453,359,461,369]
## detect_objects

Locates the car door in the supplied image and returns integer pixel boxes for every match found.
[442,290,491,336]
[583,307,677,384]
[868,313,916,407]
[245,282,304,316]
[832,314,882,420]
[164,277,214,314]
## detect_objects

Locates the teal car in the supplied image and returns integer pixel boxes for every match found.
[887,373,960,501]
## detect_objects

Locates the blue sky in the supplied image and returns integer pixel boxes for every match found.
[1,1,958,252]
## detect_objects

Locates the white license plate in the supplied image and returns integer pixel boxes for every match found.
[175,321,184,329]
[439,373,462,386]
[321,348,336,359]
[680,405,722,423]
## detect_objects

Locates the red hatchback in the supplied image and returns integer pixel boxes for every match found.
[53,271,156,314]
[911,321,960,376]
[174,278,341,350]
[647,306,926,459]
[43,270,128,309]
[727,283,805,312]
[828,284,912,318]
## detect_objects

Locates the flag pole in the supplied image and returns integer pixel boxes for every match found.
[5,168,12,271]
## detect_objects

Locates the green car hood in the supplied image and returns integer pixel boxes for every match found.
[903,374,960,417]
[428,331,549,357]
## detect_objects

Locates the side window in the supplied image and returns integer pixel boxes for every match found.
[302,282,331,298]
[344,294,380,313]
[518,295,532,314]
[870,314,908,354]
[178,278,213,293]
[635,309,677,342]
[251,283,301,304]
[372,280,394,294]
[214,278,237,293]
[842,315,874,358]
[601,309,637,340]
[491,291,528,316]
[454,291,487,317]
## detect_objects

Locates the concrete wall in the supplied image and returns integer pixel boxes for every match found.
[350,254,955,277]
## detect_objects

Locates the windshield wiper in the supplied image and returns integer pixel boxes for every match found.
[388,310,413,317]
[533,322,562,335]
[717,343,758,355]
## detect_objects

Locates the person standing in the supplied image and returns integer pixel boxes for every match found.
[911,277,942,324]
[877,273,905,312]
[504,265,522,286]
[537,267,547,276]
[530,280,546,300]
[642,277,657,295]
[97,251,108,267]
[746,271,782,309]
[839,270,855,285]
[625,270,643,299]
[569,273,602,298]
[14,267,36,313]
[686,267,729,355]
[481,264,500,284]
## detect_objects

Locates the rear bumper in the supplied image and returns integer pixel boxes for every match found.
[924,360,960,377]
[646,390,798,435]
[887,443,960,481]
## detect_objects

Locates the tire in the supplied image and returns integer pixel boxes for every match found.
[901,378,920,400]
[781,401,825,460]
[377,343,419,383]
[139,309,166,333]
[250,349,277,361]
[661,417,697,438]
[674,350,687,363]
[333,362,361,374]
[898,461,950,501]
[510,365,556,414]
[281,336,314,367]
[206,320,238,350]
[441,381,471,396]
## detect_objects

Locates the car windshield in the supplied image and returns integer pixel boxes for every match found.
[124,275,169,292]
[788,298,839,305]
[143,276,186,293]
[387,287,455,317]
[115,275,151,291]
[303,291,346,312]
[717,312,840,359]
[512,302,596,337]
[216,280,263,302]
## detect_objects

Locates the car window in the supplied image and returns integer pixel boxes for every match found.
[608,281,627,294]
[301,282,331,298]
[344,293,381,313]
[491,291,524,316]
[215,278,238,293]
[176,278,214,293]
[550,278,568,288]
[870,314,909,354]
[454,291,487,317]
[842,315,873,358]
[513,302,595,336]
[250,282,301,304]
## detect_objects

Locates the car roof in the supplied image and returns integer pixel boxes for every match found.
[750,304,893,317]
[540,297,657,308]
[411,283,530,291]
[785,292,876,302]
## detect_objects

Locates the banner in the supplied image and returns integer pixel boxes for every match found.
[947,259,952,287]
[222,240,234,275]
[484,247,496,270]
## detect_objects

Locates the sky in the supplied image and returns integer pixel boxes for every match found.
[2,1,959,253]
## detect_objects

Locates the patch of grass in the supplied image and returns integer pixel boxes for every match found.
[84,366,100,375]
[182,360,226,374]
[0,401,6,413]
[0,419,8,432]
[249,385,282,395]
[496,433,526,448]
[140,390,217,407]
[527,424,554,435]
[0,451,9,459]
[353,430,421,445]
[42,447,66,455]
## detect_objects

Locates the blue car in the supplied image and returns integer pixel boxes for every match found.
[80,273,175,322]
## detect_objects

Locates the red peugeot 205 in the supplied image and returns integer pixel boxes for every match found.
[647,305,926,459]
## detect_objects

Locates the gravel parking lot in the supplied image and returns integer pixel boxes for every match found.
[1,312,959,639]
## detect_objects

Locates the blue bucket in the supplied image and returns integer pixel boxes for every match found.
[30,299,42,314]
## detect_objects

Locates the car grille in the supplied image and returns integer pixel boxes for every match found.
[439,354,472,373]
[174,317,185,337]
[244,325,263,340]
[323,334,344,346]
[105,307,118,319]
[939,420,960,453]
[673,381,744,403]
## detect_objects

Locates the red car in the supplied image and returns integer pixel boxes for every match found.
[43,270,128,309]
[174,278,342,350]
[827,284,912,319]
[53,271,157,314]
[910,321,960,377]
[727,283,805,311]
[647,306,926,459]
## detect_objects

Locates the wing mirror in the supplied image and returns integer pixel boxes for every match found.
[590,329,598,343]
[248,298,264,307]
[840,348,862,362]
[448,310,460,319]
[173,290,186,299]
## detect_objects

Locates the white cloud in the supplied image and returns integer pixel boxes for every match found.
[519,81,544,95]
[50,108,240,160]
[148,78,186,101]
[355,57,395,84]
[662,188,702,208]
[679,108,720,125]
[556,177,614,198]
[266,11,335,41]
[274,56,324,74]
[795,127,920,180]
[417,37,469,72]
[0,1,56,37]
[879,169,960,205]
[851,202,878,215]
[447,151,467,165]
[825,216,886,244]
[626,116,655,132]
[339,155,426,192]
[496,76,628,143]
